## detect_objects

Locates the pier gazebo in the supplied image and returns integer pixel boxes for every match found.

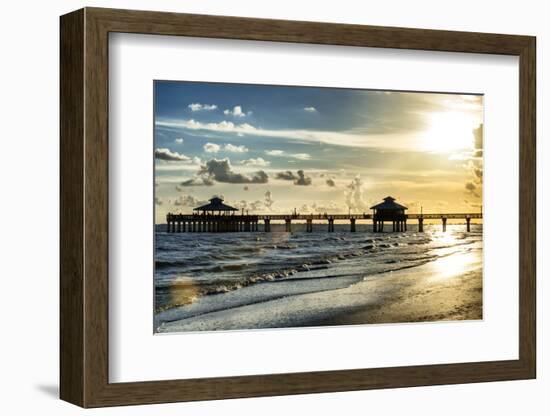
[370,196,408,232]
[193,196,238,215]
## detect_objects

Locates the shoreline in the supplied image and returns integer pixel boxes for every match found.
[157,247,482,333]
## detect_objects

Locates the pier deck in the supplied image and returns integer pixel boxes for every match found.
[165,212,482,233]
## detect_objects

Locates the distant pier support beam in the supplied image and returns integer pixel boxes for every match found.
[328,218,335,232]
[442,217,447,232]
[466,217,471,232]
[418,218,424,232]
[285,218,292,233]
[306,219,313,232]
[350,218,356,232]
[372,220,377,233]
[404,220,407,232]
[264,219,271,232]
[177,221,182,233]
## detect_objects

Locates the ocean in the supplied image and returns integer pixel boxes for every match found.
[154,223,483,332]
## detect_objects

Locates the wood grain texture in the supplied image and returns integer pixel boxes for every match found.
[59,7,537,408]
[59,8,84,407]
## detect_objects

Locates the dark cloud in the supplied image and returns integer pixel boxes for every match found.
[326,178,336,187]
[275,170,312,186]
[474,168,482,180]
[154,148,190,161]
[465,181,480,198]
[275,171,296,181]
[294,170,312,186]
[199,158,268,184]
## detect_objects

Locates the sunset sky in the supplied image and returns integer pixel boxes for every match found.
[154,81,483,224]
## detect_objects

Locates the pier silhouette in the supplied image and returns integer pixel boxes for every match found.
[165,196,482,233]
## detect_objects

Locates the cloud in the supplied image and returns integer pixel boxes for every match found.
[157,92,482,152]
[203,142,221,153]
[199,158,269,184]
[299,201,344,214]
[464,125,483,200]
[188,103,217,111]
[344,176,369,211]
[265,149,311,160]
[326,178,336,187]
[156,118,431,150]
[155,196,163,205]
[154,148,190,161]
[174,137,184,144]
[304,106,317,112]
[180,176,214,187]
[473,124,483,157]
[294,170,312,185]
[224,105,245,117]
[240,157,270,167]
[174,195,207,207]
[465,181,480,198]
[275,171,296,181]
[224,143,248,153]
[264,191,275,210]
[275,170,312,186]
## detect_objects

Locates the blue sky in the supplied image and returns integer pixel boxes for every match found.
[154,81,483,223]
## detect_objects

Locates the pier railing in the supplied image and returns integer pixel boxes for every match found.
[165,212,482,233]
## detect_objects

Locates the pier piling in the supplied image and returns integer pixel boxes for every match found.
[285,218,292,233]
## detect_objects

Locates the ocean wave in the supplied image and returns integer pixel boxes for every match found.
[155,227,482,313]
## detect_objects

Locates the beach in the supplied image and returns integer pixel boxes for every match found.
[155,224,482,333]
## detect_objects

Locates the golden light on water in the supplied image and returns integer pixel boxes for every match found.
[428,231,481,281]
[168,276,200,307]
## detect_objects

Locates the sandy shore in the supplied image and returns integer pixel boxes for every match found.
[316,249,483,326]
[158,247,482,332]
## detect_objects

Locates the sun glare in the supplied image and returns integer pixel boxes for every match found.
[422,111,476,154]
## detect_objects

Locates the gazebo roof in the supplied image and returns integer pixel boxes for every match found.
[370,196,408,210]
[193,196,238,212]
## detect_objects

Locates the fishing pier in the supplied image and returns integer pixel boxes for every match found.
[165,196,482,233]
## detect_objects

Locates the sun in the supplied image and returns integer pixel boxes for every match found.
[422,111,476,154]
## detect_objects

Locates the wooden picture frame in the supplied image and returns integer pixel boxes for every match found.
[60,7,536,408]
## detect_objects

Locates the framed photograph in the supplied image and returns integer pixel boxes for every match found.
[60,7,536,407]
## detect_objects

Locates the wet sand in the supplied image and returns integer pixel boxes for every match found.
[317,250,483,326]
[158,248,482,332]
